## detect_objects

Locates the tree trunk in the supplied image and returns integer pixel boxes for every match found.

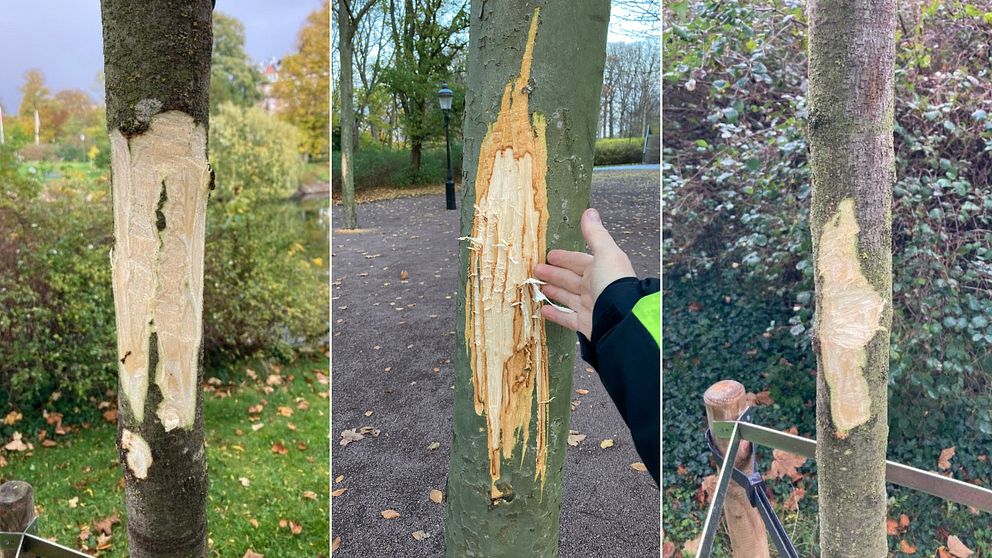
[445,2,610,556]
[339,0,359,229]
[101,2,213,556]
[807,1,896,556]
[410,140,422,174]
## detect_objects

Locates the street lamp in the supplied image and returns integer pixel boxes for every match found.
[438,83,456,210]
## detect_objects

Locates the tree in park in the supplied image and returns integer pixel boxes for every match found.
[807,0,896,555]
[275,1,330,160]
[18,69,51,117]
[384,0,468,173]
[210,12,265,113]
[445,2,610,556]
[335,0,378,229]
[100,1,213,556]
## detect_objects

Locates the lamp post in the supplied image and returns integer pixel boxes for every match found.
[438,83,456,210]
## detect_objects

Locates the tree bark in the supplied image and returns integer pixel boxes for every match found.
[339,0,359,229]
[807,1,896,556]
[101,2,213,556]
[444,2,610,556]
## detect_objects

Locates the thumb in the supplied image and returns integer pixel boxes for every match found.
[580,208,620,256]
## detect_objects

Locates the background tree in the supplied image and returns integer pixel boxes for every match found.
[445,2,610,556]
[276,1,330,160]
[335,0,378,229]
[18,69,51,117]
[383,0,468,173]
[808,0,896,556]
[210,13,264,113]
[100,1,213,556]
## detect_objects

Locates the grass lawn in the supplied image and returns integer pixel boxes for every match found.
[0,359,329,557]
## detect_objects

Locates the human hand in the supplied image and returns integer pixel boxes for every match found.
[534,208,636,339]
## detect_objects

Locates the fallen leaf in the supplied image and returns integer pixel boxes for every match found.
[103,409,119,423]
[939,548,952,558]
[600,439,615,449]
[662,541,676,558]
[243,551,263,558]
[886,518,899,536]
[567,431,586,446]
[899,513,910,530]
[332,488,347,497]
[92,513,120,535]
[575,389,589,395]
[332,536,341,552]
[4,432,28,452]
[947,535,973,558]
[251,423,265,432]
[429,489,443,504]
[698,474,717,505]
[400,270,409,280]
[938,447,956,470]
[412,530,430,541]
[765,449,806,482]
[249,518,259,528]
[340,429,364,446]
[302,491,317,500]
[381,509,400,519]
[753,390,774,406]
[427,441,440,451]
[289,521,302,535]
[239,477,251,488]
[68,497,79,508]
[335,475,345,483]
[271,442,288,455]
[630,462,647,472]
[683,534,702,556]
[41,439,57,448]
[899,540,917,554]
[783,486,805,511]
[278,406,294,417]
[266,374,283,386]
[3,411,22,425]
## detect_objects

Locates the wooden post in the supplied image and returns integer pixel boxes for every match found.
[0,481,36,558]
[703,380,770,558]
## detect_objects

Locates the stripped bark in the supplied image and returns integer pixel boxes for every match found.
[101,2,213,556]
[807,1,897,556]
[445,2,611,556]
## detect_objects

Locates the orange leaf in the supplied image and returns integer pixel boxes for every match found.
[938,447,956,470]
[898,513,910,529]
[947,535,974,558]
[886,518,899,536]
[899,540,917,554]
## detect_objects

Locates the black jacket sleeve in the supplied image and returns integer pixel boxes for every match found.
[578,277,660,485]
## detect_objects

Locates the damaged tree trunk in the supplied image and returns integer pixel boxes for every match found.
[444,2,610,556]
[101,2,213,557]
[807,1,896,556]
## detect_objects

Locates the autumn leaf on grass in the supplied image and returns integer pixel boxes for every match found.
[899,513,910,530]
[4,432,28,452]
[92,513,120,535]
[289,521,302,535]
[381,509,400,519]
[103,408,119,423]
[765,449,806,482]
[243,550,263,558]
[302,491,318,500]
[947,536,974,558]
[938,446,956,470]
[3,411,21,425]
[899,540,917,554]
[783,486,805,511]
[271,442,289,455]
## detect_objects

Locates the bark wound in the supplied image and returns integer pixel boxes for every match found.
[111,111,209,431]
[122,429,152,479]
[465,8,549,501]
[817,198,885,436]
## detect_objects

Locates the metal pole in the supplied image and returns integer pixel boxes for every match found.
[444,110,456,210]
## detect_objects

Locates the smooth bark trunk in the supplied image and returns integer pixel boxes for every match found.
[444,2,610,556]
[808,1,896,556]
[101,2,213,556]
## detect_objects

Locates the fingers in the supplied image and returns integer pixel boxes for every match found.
[534,263,582,294]
[546,249,593,275]
[541,304,579,332]
[540,283,582,311]
[580,208,621,256]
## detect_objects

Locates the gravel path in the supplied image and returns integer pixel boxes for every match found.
[331,170,660,557]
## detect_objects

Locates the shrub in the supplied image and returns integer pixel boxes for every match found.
[594,137,645,166]
[331,142,463,191]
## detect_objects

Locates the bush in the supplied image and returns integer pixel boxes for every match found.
[664,0,992,553]
[331,142,463,191]
[594,137,645,166]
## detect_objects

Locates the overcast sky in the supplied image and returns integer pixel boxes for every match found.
[0,0,323,113]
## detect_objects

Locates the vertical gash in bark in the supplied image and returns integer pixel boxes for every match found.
[808,0,896,556]
[445,2,610,556]
[464,10,550,502]
[101,2,213,557]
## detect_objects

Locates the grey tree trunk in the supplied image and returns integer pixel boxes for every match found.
[101,2,213,556]
[444,2,610,556]
[339,0,359,229]
[807,1,896,556]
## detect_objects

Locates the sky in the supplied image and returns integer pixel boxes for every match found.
[0,0,323,113]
